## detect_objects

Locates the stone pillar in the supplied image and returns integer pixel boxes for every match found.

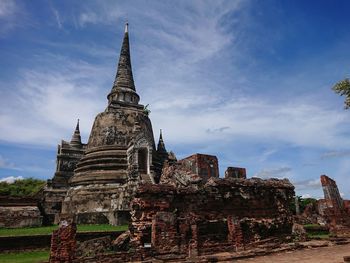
[295,196,300,215]
[227,216,244,251]
[188,224,198,258]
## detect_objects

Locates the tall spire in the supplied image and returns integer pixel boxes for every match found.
[157,129,167,154]
[107,22,140,106]
[70,119,82,146]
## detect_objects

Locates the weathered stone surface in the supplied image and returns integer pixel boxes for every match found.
[41,121,86,225]
[76,236,112,257]
[225,167,247,179]
[292,223,307,241]
[60,24,169,225]
[129,177,294,258]
[320,175,350,237]
[0,205,42,228]
[179,153,219,180]
[112,230,130,250]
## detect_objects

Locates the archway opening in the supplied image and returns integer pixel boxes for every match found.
[138,148,148,174]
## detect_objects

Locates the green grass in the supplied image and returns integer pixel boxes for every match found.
[77,224,128,233]
[307,233,330,239]
[0,224,128,237]
[0,250,49,263]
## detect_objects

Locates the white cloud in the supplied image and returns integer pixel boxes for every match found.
[150,95,350,149]
[301,193,312,198]
[293,178,321,191]
[0,53,110,145]
[79,12,98,27]
[0,176,24,184]
[1,0,349,154]
[78,7,124,27]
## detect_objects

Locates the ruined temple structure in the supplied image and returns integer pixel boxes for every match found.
[129,178,294,259]
[49,174,295,262]
[41,121,86,224]
[320,175,350,237]
[60,23,169,225]
[321,175,344,210]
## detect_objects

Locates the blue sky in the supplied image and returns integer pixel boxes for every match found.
[1,0,350,199]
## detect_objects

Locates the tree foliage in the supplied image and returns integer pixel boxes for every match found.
[332,78,350,109]
[290,196,317,214]
[0,178,45,197]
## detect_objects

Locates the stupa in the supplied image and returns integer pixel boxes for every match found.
[61,23,167,225]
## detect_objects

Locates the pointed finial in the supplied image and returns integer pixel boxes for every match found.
[157,129,167,153]
[124,22,128,33]
[71,119,82,146]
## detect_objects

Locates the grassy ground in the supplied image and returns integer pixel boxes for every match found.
[303,224,329,240]
[0,224,128,237]
[307,233,329,239]
[0,250,49,263]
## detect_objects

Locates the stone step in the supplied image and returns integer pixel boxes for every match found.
[77,157,127,167]
[75,163,128,172]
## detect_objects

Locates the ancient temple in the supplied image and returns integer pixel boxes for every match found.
[61,23,168,225]
[41,121,86,224]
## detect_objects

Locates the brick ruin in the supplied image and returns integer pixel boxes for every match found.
[49,154,295,262]
[320,175,350,237]
[129,178,294,259]
[49,216,77,263]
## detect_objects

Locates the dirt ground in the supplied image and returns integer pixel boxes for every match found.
[236,244,350,263]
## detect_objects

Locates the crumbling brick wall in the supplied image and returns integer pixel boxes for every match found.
[320,175,350,237]
[130,177,294,257]
[225,167,247,179]
[50,218,77,263]
[321,175,343,210]
[179,154,219,179]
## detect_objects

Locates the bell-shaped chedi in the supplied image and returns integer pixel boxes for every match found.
[62,23,160,225]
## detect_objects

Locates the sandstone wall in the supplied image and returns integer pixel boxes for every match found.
[0,206,42,228]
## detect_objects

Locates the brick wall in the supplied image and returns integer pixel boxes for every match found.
[130,177,294,258]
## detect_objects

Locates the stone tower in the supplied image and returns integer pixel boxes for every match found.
[42,120,86,224]
[62,23,163,225]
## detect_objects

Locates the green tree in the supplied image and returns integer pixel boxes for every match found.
[332,78,350,109]
[0,178,45,197]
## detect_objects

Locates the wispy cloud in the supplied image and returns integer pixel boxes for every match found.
[321,150,350,159]
[1,0,350,198]
[293,178,321,191]
[0,0,18,33]
[0,154,17,169]
[51,6,63,29]
[254,166,292,179]
[258,148,277,163]
[0,0,16,18]
[0,52,111,145]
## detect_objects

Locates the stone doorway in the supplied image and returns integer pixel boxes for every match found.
[138,148,148,174]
